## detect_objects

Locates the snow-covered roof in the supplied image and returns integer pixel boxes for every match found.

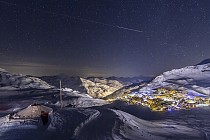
[15,104,53,119]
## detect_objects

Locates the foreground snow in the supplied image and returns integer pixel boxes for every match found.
[112,110,204,140]
[0,106,207,140]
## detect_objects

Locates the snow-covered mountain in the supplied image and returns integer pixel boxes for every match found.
[80,77,124,98]
[0,68,54,90]
[103,82,147,100]
[40,75,124,98]
[40,75,86,93]
[40,75,150,98]
[196,58,210,65]
[107,76,153,85]
[141,59,210,95]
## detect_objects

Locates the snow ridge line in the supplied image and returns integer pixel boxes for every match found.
[110,109,129,140]
[111,117,124,140]
[202,130,209,140]
[72,110,100,139]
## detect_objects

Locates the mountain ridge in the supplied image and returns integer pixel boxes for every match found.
[140,62,210,96]
[0,68,54,90]
[196,58,210,65]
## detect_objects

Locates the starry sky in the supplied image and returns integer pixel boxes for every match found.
[0,0,210,77]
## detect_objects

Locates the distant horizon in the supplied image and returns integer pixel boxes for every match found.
[0,58,208,77]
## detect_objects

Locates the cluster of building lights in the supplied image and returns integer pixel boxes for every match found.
[120,88,210,112]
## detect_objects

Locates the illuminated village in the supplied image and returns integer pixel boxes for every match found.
[119,88,210,112]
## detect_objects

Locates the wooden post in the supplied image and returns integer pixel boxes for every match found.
[60,80,63,109]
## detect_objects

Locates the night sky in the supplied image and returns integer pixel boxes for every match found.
[0,0,210,77]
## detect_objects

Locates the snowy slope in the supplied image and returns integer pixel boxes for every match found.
[55,90,106,108]
[140,61,210,95]
[112,110,203,140]
[0,86,209,140]
[0,68,54,90]
[0,107,205,140]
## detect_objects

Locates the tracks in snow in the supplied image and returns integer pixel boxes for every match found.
[72,108,125,140]
[72,110,101,139]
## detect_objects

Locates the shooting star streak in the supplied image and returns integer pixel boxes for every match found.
[116,26,143,33]
[0,0,143,33]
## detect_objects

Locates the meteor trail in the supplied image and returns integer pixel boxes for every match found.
[0,0,143,33]
[116,26,143,33]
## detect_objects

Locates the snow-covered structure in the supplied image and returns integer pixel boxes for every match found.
[14,104,53,119]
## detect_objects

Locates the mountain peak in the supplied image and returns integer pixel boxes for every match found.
[0,68,7,72]
[196,58,210,65]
